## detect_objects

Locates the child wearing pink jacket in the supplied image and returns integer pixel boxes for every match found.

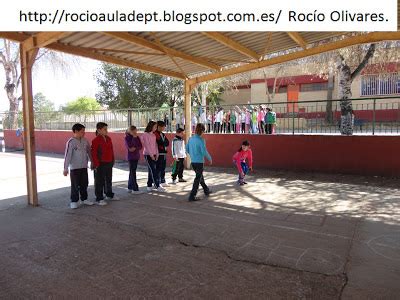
[232,140,253,185]
[141,120,165,192]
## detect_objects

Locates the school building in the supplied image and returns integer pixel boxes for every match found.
[221,63,400,112]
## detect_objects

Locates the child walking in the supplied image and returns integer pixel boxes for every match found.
[125,125,143,194]
[232,140,253,185]
[171,128,187,184]
[91,122,118,205]
[63,123,94,209]
[186,123,212,202]
[141,121,164,192]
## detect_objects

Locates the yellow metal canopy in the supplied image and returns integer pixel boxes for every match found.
[2,31,400,83]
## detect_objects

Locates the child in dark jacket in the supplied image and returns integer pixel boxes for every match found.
[154,121,170,188]
[232,140,253,185]
[91,122,117,205]
[125,125,143,194]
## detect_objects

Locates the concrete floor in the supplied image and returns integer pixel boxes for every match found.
[0,152,399,299]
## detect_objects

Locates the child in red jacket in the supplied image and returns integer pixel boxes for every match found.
[232,140,253,186]
[91,122,118,205]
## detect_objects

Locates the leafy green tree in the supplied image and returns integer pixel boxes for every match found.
[62,96,101,113]
[62,96,102,124]
[95,63,183,109]
[33,92,58,129]
[33,92,55,112]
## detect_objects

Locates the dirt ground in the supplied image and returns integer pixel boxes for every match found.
[0,152,399,299]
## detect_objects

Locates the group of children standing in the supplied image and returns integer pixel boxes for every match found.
[63,121,254,208]
[202,105,276,134]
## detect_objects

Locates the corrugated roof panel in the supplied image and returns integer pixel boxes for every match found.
[52,31,390,78]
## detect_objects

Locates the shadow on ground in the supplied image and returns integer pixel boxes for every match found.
[0,159,399,298]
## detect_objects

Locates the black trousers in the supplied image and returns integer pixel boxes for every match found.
[145,155,159,188]
[128,160,139,191]
[94,162,114,201]
[265,124,273,134]
[156,155,167,184]
[70,168,88,202]
[172,158,185,180]
[189,163,209,199]
[215,122,221,133]
[241,123,246,133]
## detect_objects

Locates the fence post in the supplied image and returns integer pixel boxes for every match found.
[372,98,376,135]
[292,101,295,135]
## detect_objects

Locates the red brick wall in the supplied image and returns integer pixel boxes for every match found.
[4,130,400,176]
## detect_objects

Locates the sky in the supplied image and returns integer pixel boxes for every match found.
[0,55,100,112]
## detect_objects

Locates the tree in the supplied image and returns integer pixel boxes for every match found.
[336,44,376,135]
[95,63,183,109]
[0,40,20,129]
[0,38,76,129]
[62,96,102,124]
[33,92,55,112]
[296,36,399,135]
[192,81,224,107]
[33,92,57,129]
[62,96,101,114]
[263,64,291,103]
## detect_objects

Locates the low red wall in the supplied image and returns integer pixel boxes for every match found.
[205,134,400,176]
[4,130,400,176]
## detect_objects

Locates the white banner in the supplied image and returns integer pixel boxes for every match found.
[1,0,397,31]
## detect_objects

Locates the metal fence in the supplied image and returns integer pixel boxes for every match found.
[0,96,399,135]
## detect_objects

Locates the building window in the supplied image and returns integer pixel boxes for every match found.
[268,86,287,94]
[300,82,328,92]
[361,73,400,96]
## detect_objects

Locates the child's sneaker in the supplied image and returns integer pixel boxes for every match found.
[82,200,94,206]
[156,186,166,192]
[106,196,119,201]
[171,179,177,184]
[70,202,79,209]
[239,182,245,186]
[147,186,153,192]
[127,189,133,193]
[178,178,187,182]
[96,200,108,206]
[243,182,248,184]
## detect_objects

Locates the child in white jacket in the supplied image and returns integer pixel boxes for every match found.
[171,128,187,183]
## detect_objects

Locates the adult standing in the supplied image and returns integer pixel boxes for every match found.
[186,123,212,202]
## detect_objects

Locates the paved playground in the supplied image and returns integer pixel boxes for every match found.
[0,152,399,298]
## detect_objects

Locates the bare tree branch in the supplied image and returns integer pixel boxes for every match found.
[351,43,376,80]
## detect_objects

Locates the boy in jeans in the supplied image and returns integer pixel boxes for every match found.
[154,121,170,188]
[63,123,94,209]
[171,128,187,184]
